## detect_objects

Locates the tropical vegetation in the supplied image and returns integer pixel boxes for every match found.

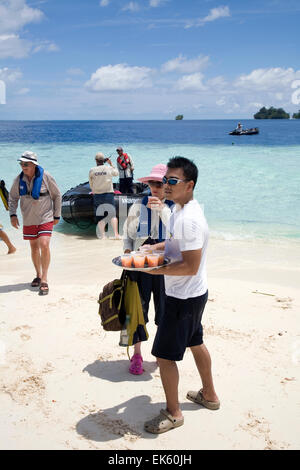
[254,107,290,119]
[292,110,300,119]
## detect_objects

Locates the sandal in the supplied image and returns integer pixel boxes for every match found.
[129,353,144,375]
[144,409,184,434]
[186,389,220,410]
[39,282,49,296]
[31,277,41,287]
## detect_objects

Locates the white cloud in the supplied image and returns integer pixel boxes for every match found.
[207,76,228,89]
[176,73,206,91]
[235,67,300,91]
[15,87,30,95]
[202,6,230,23]
[32,41,59,53]
[0,0,43,35]
[249,102,264,109]
[0,67,22,83]
[122,2,140,12]
[67,68,85,76]
[149,0,167,7]
[216,98,226,106]
[0,34,31,58]
[0,1,58,59]
[100,0,110,6]
[85,64,153,92]
[186,6,230,28]
[162,55,210,74]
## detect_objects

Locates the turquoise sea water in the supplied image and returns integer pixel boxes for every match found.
[0,120,300,242]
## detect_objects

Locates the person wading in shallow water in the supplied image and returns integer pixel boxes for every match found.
[9,151,61,295]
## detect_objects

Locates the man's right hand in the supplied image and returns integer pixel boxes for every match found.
[11,216,19,229]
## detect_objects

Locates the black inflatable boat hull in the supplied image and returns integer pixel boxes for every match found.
[61,182,149,227]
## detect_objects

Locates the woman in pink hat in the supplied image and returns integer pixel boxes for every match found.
[123,164,173,375]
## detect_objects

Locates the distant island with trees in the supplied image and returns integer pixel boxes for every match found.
[293,110,300,119]
[254,107,290,119]
[175,115,183,120]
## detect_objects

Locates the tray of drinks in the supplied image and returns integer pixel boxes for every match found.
[112,250,170,271]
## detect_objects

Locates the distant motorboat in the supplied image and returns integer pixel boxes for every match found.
[229,127,259,135]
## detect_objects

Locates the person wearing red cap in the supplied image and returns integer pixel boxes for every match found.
[123,163,173,375]
[116,147,134,194]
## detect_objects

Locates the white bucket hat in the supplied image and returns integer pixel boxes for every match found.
[18,151,38,165]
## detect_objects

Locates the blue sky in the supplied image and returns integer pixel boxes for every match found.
[0,0,300,119]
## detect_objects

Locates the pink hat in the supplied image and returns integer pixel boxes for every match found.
[138,164,167,183]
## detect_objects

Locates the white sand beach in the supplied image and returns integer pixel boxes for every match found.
[0,232,299,450]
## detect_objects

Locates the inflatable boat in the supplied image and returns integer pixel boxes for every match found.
[229,127,259,135]
[61,181,149,228]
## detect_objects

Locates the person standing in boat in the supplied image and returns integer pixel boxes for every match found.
[9,151,61,295]
[236,122,243,131]
[116,147,134,194]
[89,152,121,240]
[123,164,173,375]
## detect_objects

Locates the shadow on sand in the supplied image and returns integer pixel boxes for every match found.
[0,282,38,294]
[83,359,158,383]
[76,395,199,443]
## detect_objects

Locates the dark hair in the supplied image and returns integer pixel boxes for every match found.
[167,156,198,188]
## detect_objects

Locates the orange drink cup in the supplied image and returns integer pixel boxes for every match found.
[133,254,146,268]
[146,253,159,267]
[154,251,165,266]
[121,254,133,268]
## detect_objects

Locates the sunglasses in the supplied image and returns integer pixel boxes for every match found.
[162,176,188,185]
[19,162,30,167]
[148,180,164,188]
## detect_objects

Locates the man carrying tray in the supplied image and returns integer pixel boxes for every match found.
[142,156,220,434]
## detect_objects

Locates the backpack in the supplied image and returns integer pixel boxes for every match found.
[98,278,126,331]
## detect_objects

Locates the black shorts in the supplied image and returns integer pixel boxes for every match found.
[151,291,208,361]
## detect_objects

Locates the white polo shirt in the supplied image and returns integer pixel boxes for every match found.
[164,199,208,299]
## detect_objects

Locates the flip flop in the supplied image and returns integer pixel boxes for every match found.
[39,282,49,296]
[129,353,144,375]
[31,277,41,287]
[186,389,220,410]
[144,409,184,434]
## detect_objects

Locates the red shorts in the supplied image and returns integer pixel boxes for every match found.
[23,221,54,240]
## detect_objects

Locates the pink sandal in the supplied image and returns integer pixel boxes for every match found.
[129,354,144,375]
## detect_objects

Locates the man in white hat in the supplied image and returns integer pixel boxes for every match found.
[89,152,121,239]
[9,151,61,295]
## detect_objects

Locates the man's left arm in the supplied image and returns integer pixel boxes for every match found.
[45,173,62,225]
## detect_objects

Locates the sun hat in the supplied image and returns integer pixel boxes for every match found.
[138,164,167,183]
[116,147,123,152]
[95,152,106,161]
[18,151,38,165]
